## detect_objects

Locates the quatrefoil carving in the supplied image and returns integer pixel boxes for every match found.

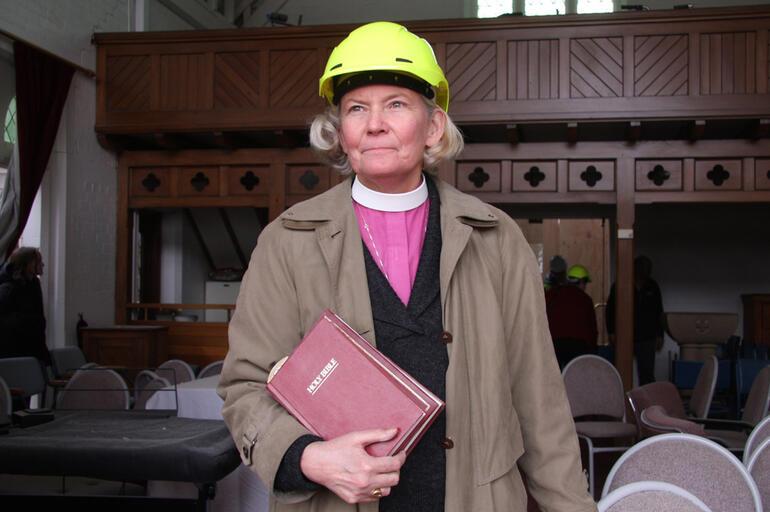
[580,165,603,187]
[524,166,546,187]
[706,164,730,187]
[647,164,671,186]
[190,172,210,192]
[299,169,320,191]
[141,173,161,192]
[240,170,260,191]
[468,166,490,188]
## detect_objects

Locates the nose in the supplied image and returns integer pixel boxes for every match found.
[366,107,387,134]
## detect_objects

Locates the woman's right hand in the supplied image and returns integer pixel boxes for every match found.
[299,428,406,503]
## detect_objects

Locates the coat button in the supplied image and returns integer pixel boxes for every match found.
[440,437,454,449]
[439,331,453,344]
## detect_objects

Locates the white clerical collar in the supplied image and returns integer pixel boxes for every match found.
[351,176,428,212]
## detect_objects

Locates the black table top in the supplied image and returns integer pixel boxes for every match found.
[0,410,239,484]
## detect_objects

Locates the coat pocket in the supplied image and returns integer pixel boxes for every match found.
[474,405,525,485]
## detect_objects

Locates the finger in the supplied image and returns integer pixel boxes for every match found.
[347,427,399,447]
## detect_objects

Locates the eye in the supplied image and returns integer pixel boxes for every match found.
[347,104,364,113]
[390,100,404,109]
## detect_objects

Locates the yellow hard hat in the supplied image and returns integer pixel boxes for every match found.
[319,22,449,112]
[567,264,592,283]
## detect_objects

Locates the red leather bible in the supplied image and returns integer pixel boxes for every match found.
[266,309,444,457]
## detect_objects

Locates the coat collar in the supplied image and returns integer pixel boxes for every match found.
[280,174,499,229]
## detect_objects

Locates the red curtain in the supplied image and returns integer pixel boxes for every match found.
[8,41,75,257]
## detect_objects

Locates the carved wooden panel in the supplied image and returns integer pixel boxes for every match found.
[179,166,220,196]
[158,53,212,110]
[214,52,261,108]
[568,160,615,191]
[106,55,151,112]
[699,32,757,95]
[456,162,501,192]
[287,164,331,195]
[227,165,270,196]
[756,158,770,190]
[269,49,319,107]
[570,37,623,98]
[130,167,171,197]
[507,40,559,100]
[512,161,557,191]
[694,159,742,190]
[634,35,688,96]
[635,160,683,190]
[445,42,497,102]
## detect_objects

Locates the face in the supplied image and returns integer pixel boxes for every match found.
[337,84,445,193]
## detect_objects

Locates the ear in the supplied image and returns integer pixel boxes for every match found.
[425,108,446,148]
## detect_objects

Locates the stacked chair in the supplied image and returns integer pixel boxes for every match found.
[562,355,637,497]
[599,433,761,512]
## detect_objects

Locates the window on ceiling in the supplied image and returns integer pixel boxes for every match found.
[477,0,615,17]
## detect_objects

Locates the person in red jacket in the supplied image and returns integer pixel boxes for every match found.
[545,263,598,369]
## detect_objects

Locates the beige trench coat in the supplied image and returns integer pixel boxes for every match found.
[218,176,597,512]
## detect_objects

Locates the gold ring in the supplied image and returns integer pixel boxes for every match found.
[370,488,383,499]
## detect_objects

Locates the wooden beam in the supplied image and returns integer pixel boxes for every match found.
[213,131,247,150]
[615,157,636,394]
[689,120,706,142]
[154,133,188,150]
[752,119,770,140]
[626,121,641,143]
[96,133,129,153]
[567,122,579,145]
[506,123,519,145]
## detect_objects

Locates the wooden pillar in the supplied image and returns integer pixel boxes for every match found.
[615,157,635,391]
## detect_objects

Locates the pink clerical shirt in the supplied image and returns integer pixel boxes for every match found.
[352,179,429,306]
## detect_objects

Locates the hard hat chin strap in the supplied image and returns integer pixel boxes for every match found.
[332,70,435,105]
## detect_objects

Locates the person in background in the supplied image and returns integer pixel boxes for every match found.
[544,254,568,291]
[546,263,598,369]
[567,264,591,291]
[0,247,50,368]
[606,255,664,385]
[218,21,595,512]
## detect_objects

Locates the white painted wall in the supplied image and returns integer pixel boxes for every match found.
[0,0,229,350]
[635,203,770,380]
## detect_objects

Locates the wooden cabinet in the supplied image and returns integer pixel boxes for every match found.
[81,326,169,373]
[742,295,770,347]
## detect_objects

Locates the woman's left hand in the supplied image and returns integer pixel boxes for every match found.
[299,427,406,503]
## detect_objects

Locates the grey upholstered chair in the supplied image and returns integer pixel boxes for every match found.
[0,356,47,409]
[640,405,707,437]
[49,346,89,378]
[55,367,130,410]
[602,433,761,512]
[0,376,11,416]
[598,481,712,512]
[197,360,223,379]
[133,373,172,410]
[562,354,637,497]
[746,437,770,511]
[744,415,770,464]
[687,356,718,419]
[156,359,196,385]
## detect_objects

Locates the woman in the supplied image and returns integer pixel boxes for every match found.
[0,246,49,366]
[218,22,596,512]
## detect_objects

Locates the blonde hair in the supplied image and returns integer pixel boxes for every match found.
[309,95,464,175]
